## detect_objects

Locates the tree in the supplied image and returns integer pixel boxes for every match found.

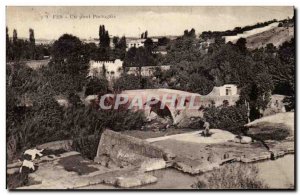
[6,27,12,60]
[13,29,17,44]
[158,37,170,46]
[99,25,110,48]
[144,38,154,52]
[113,36,126,60]
[188,74,214,95]
[123,47,156,85]
[114,74,142,91]
[277,39,295,110]
[183,29,196,38]
[112,36,119,47]
[188,28,196,38]
[85,77,108,96]
[29,28,35,59]
[51,34,89,74]
[68,92,83,107]
[235,38,247,53]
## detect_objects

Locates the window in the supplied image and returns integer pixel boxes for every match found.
[226,87,232,96]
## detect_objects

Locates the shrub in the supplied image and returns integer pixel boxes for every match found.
[204,105,248,134]
[114,74,141,90]
[85,77,108,96]
[114,74,155,90]
[194,163,268,189]
[72,134,101,160]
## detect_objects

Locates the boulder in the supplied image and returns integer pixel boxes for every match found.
[94,129,175,168]
[234,136,252,144]
[240,136,252,144]
[139,158,166,172]
[173,157,219,175]
[37,140,73,151]
[116,174,157,188]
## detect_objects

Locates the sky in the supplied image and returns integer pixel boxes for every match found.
[6,6,294,40]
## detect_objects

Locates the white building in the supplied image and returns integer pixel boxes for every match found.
[126,38,159,51]
[207,84,238,96]
[126,65,171,77]
[88,59,123,81]
[126,39,145,50]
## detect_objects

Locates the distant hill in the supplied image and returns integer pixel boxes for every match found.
[245,26,294,50]
[223,22,294,50]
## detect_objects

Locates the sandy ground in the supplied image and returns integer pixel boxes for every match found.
[146,129,236,144]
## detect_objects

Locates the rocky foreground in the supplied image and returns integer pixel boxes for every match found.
[7,126,294,189]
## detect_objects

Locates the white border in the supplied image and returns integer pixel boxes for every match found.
[1,0,299,195]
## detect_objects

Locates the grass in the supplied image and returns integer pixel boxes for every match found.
[58,155,99,175]
[248,123,290,141]
[7,172,28,189]
[194,163,268,189]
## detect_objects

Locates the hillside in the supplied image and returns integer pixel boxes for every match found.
[223,22,294,50]
[245,26,294,50]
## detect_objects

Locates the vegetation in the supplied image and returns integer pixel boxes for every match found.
[161,27,294,119]
[204,105,248,134]
[114,74,155,90]
[6,33,145,162]
[6,28,50,61]
[194,163,268,189]
[200,19,278,40]
[6,17,295,162]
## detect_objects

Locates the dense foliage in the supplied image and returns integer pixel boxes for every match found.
[6,34,145,162]
[204,105,249,134]
[6,28,50,61]
[6,18,295,161]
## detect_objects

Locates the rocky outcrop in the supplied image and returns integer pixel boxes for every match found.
[37,140,73,151]
[173,157,219,175]
[245,112,294,140]
[94,129,175,170]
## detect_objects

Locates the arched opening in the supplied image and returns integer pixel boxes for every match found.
[145,99,174,123]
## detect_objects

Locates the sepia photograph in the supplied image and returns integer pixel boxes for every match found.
[6,6,295,190]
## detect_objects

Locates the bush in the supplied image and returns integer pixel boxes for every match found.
[204,105,248,134]
[98,110,146,132]
[72,134,101,160]
[114,74,155,91]
[194,163,268,189]
[85,77,108,96]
